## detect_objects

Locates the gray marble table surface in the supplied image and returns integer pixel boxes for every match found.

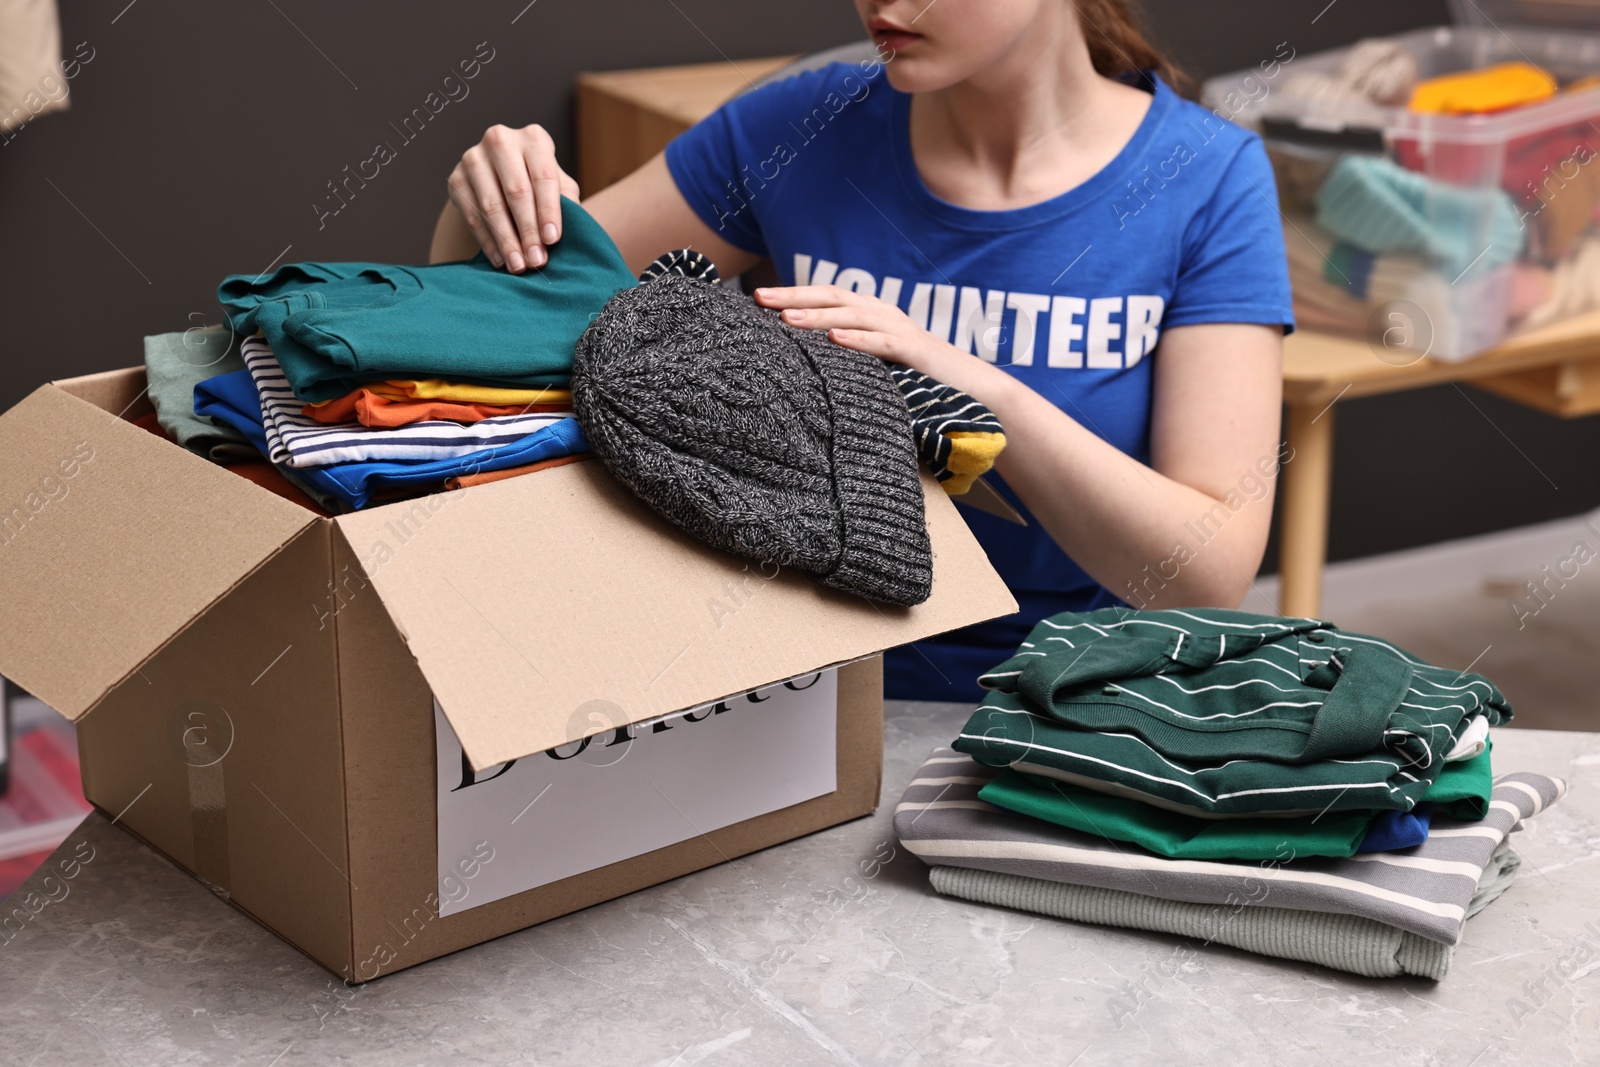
[1,702,1597,1067]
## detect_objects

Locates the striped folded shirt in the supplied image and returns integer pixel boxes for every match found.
[894,747,1563,946]
[241,335,574,469]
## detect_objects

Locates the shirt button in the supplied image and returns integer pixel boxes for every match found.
[1307,633,1326,643]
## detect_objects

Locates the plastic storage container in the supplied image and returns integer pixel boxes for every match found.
[1203,2,1600,360]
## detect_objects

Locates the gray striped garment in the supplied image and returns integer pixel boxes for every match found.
[242,335,572,469]
[894,747,1564,945]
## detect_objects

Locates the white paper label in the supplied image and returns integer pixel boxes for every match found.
[434,670,838,916]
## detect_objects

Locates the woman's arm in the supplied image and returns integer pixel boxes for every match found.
[582,155,761,278]
[432,124,759,278]
[759,286,1283,609]
[429,198,482,264]
[990,321,1283,609]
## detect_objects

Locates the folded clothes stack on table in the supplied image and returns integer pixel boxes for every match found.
[895,607,1567,979]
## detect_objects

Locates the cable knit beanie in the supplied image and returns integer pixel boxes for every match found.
[571,272,932,607]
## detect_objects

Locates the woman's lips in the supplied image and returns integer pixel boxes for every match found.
[872,28,922,52]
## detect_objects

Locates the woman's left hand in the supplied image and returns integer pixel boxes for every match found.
[754,285,953,377]
[754,284,1017,409]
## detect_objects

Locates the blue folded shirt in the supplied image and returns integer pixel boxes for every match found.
[1358,803,1434,853]
[193,368,589,510]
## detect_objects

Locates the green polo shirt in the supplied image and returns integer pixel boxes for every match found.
[954,607,1510,817]
[976,741,1495,861]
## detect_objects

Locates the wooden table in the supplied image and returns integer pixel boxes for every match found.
[1280,312,1600,616]
[576,58,1600,619]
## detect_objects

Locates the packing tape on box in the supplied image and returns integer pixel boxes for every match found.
[187,761,231,897]
[181,709,233,899]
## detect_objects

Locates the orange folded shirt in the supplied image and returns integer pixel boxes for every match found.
[303,390,570,428]
[358,380,572,405]
[444,453,591,491]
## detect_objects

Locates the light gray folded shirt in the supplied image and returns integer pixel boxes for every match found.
[929,841,1520,980]
[144,327,257,461]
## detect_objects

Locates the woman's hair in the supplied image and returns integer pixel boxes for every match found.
[1071,0,1189,94]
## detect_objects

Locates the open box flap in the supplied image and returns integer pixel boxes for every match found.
[334,460,1015,770]
[0,383,317,719]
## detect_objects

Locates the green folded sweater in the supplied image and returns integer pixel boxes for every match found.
[978,742,1494,861]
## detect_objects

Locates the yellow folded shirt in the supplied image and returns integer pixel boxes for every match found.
[941,431,1007,496]
[1408,62,1556,115]
[307,379,574,408]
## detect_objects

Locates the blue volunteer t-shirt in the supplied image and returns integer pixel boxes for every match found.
[665,59,1294,703]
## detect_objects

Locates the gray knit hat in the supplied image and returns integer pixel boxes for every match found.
[572,273,932,606]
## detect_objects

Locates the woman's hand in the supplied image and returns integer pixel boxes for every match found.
[753,284,1008,401]
[446,124,580,273]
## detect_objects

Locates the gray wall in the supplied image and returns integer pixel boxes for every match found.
[3,0,1595,565]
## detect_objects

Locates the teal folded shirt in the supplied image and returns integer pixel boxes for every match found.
[218,197,636,402]
[1314,155,1525,280]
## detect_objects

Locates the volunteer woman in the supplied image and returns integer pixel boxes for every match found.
[433,0,1294,702]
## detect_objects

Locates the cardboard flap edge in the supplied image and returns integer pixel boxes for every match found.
[332,464,1013,764]
[0,383,320,720]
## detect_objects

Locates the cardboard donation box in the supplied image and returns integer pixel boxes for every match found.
[0,367,1015,980]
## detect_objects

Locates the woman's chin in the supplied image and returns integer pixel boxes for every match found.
[882,57,970,95]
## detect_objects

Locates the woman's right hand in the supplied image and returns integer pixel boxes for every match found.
[446,123,581,273]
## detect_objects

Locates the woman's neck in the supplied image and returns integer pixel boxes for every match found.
[907,25,1154,211]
